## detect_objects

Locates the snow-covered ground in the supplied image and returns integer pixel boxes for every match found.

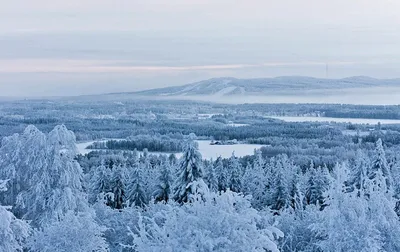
[269,116,400,125]
[76,140,264,159]
[197,140,263,159]
[226,123,249,127]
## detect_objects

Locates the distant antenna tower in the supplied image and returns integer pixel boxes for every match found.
[325,63,329,78]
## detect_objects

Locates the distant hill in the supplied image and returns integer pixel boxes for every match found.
[129,76,400,97]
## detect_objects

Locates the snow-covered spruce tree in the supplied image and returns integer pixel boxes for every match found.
[229,152,243,193]
[304,166,329,209]
[0,180,31,252]
[17,125,88,227]
[126,165,148,208]
[153,158,172,203]
[139,153,159,201]
[109,165,126,209]
[215,156,228,192]
[269,155,291,213]
[205,159,218,193]
[345,149,369,196]
[253,149,265,170]
[89,161,112,204]
[368,138,392,193]
[287,170,303,213]
[242,150,268,209]
[173,139,208,203]
[391,157,400,216]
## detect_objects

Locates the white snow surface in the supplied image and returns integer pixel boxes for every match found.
[76,140,264,159]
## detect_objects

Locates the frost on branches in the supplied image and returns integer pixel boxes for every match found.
[132,190,283,252]
[0,180,30,252]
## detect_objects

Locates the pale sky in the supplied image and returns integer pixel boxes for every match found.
[1,0,400,96]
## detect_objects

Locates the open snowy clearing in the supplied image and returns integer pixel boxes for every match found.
[76,140,264,159]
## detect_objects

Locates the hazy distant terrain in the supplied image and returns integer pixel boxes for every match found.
[132,76,400,96]
[99,76,400,105]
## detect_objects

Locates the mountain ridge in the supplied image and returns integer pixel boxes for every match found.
[112,76,400,97]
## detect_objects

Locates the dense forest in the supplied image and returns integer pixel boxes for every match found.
[1,99,400,251]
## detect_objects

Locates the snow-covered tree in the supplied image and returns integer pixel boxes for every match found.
[205,160,218,192]
[346,149,369,196]
[391,157,400,216]
[242,151,268,209]
[0,125,48,216]
[109,165,126,209]
[287,171,303,213]
[0,180,31,252]
[229,152,242,193]
[304,166,329,209]
[173,139,207,203]
[140,154,158,201]
[89,161,111,204]
[28,211,108,252]
[368,138,392,193]
[269,155,291,213]
[215,156,228,192]
[15,125,88,227]
[126,166,147,208]
[132,191,283,252]
[278,205,321,252]
[310,163,400,252]
[153,159,172,203]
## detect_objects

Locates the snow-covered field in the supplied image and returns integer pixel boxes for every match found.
[227,123,249,127]
[197,140,263,159]
[76,140,264,159]
[269,116,400,125]
[75,139,125,155]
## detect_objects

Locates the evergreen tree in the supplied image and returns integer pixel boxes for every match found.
[168,153,178,166]
[126,166,147,208]
[304,166,329,209]
[215,156,228,192]
[204,159,218,192]
[229,153,242,193]
[173,140,207,203]
[269,155,291,213]
[242,151,267,209]
[153,159,172,203]
[110,165,126,209]
[140,153,158,201]
[368,138,392,193]
[288,171,303,212]
[391,157,400,217]
[345,150,369,196]
[89,161,111,204]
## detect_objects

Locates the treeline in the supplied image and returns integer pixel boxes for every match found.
[233,103,400,119]
[87,134,185,152]
[1,99,400,142]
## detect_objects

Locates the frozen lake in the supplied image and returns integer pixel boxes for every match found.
[269,116,400,125]
[76,140,264,160]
